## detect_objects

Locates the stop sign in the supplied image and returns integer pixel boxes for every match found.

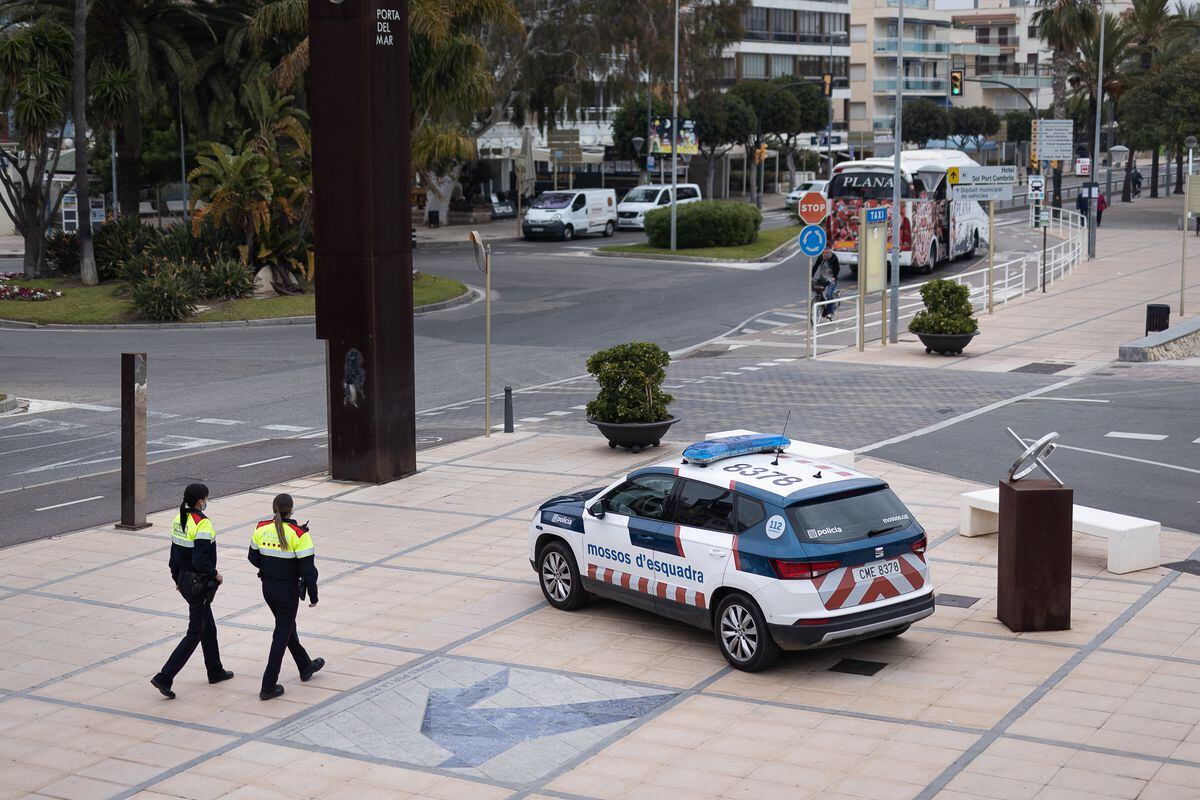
[797,192,828,224]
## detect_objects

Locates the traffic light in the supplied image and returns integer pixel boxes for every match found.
[950,69,964,97]
[822,72,833,98]
[755,142,768,165]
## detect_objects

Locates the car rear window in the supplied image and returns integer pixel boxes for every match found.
[785,487,914,545]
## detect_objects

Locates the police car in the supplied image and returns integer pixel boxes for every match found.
[528,434,934,671]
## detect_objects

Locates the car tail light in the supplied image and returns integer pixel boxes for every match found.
[770,559,841,580]
[910,536,927,555]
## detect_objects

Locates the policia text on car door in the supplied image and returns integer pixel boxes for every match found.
[248,493,324,700]
[151,483,233,699]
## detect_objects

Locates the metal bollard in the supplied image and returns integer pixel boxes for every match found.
[503,386,514,433]
[116,353,151,530]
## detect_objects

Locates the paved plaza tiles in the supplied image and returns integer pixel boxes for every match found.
[2,432,1200,800]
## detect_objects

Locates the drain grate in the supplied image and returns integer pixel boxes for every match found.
[937,593,980,609]
[1010,362,1075,374]
[830,658,888,677]
[1163,560,1200,576]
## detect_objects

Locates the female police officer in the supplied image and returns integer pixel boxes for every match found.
[248,493,324,700]
[151,483,233,699]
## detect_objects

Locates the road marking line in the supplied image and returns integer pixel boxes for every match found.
[197,418,243,426]
[262,425,313,432]
[721,371,742,376]
[740,366,762,371]
[35,495,103,512]
[492,424,522,430]
[754,318,788,327]
[297,430,328,439]
[1050,443,1200,476]
[545,411,572,417]
[571,405,588,410]
[741,329,761,334]
[1021,397,1110,404]
[237,455,292,469]
[702,376,724,380]
[858,377,1083,454]
[519,417,547,423]
[1194,437,1200,444]
[773,358,798,362]
[755,362,781,367]
[1105,432,1168,441]
[770,312,807,320]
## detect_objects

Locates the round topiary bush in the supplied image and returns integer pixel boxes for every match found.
[585,341,674,424]
[644,201,763,249]
[909,278,978,335]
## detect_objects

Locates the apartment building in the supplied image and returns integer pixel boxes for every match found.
[722,0,853,127]
[948,0,1053,115]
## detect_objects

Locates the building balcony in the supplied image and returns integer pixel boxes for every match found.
[951,42,1001,56]
[887,0,931,8]
[873,38,950,56]
[977,71,1052,90]
[872,116,896,131]
[873,77,948,93]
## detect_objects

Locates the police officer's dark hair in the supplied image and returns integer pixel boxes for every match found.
[180,483,209,531]
[272,493,294,540]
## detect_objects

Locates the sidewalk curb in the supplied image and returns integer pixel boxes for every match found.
[594,236,798,265]
[0,286,476,331]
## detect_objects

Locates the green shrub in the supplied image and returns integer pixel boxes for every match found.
[95,216,163,282]
[130,265,198,321]
[585,342,674,424]
[909,278,978,335]
[152,218,238,264]
[45,229,80,274]
[118,253,163,287]
[201,259,255,300]
[644,200,763,249]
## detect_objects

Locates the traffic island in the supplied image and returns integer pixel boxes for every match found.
[596,225,800,263]
[0,273,469,327]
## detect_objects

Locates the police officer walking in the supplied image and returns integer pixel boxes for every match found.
[151,483,233,699]
[249,494,324,700]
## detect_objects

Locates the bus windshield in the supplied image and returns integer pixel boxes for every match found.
[828,172,912,200]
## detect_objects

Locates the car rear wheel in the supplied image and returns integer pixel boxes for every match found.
[603,221,615,237]
[714,592,780,672]
[538,541,589,611]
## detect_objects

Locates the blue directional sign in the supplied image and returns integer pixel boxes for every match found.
[865,206,888,224]
[798,224,827,257]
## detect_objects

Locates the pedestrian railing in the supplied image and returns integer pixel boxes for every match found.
[808,207,1087,358]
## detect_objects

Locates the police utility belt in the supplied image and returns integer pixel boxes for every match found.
[177,571,219,603]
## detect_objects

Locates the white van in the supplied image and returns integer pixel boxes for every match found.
[617,183,703,230]
[522,189,618,241]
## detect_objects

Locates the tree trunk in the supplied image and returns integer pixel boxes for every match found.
[704,150,715,200]
[22,222,44,279]
[116,108,142,217]
[1151,147,1160,198]
[785,149,797,191]
[1050,48,1068,209]
[73,0,97,286]
[1176,148,1184,194]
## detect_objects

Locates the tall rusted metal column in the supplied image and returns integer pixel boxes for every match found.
[310,0,415,482]
[116,353,151,531]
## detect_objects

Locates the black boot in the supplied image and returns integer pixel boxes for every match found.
[150,675,176,699]
[259,685,285,701]
[300,658,325,682]
[208,670,235,685]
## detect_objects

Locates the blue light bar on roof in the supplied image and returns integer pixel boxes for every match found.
[683,434,791,465]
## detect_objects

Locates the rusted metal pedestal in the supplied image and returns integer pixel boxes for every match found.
[997,479,1073,632]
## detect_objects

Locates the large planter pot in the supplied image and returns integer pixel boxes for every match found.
[587,416,679,453]
[915,331,978,356]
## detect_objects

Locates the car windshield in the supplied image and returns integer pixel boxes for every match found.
[623,187,660,203]
[531,192,574,209]
[786,487,914,545]
[827,172,911,200]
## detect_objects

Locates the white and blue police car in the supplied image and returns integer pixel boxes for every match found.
[529,434,934,671]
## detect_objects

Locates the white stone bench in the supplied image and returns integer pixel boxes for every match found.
[705,429,855,468]
[959,488,1161,575]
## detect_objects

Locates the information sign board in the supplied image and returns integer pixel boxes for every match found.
[950,184,1014,201]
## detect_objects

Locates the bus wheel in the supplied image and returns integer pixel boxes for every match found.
[921,243,937,274]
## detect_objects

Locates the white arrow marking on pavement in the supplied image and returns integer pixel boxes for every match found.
[237,455,292,469]
[35,495,103,512]
[1105,432,1168,441]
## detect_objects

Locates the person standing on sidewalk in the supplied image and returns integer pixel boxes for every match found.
[151,483,233,699]
[249,494,324,700]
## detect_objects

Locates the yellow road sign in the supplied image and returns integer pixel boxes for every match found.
[947,167,960,186]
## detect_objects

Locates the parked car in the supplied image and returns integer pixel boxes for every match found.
[616,183,702,230]
[784,180,829,210]
[523,189,618,241]
[528,433,934,671]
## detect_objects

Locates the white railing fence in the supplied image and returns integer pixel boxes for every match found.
[809,208,1087,358]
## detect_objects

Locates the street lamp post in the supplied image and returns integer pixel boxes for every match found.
[827,29,847,181]
[889,0,905,342]
[670,0,680,251]
[1088,0,1105,260]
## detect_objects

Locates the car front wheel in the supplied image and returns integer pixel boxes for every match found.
[562,225,575,241]
[714,592,780,671]
[538,541,589,610]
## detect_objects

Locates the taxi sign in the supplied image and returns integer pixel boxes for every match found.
[798,224,827,257]
[797,192,828,224]
[865,206,888,224]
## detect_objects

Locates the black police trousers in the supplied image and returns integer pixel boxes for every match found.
[156,589,224,685]
[261,578,313,692]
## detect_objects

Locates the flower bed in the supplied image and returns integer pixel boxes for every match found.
[0,274,63,302]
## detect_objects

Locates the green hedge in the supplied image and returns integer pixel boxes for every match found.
[644,201,763,249]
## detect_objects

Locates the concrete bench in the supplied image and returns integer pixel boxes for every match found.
[959,488,1161,575]
[705,429,855,468]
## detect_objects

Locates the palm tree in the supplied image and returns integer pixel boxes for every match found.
[73,0,97,286]
[1069,12,1132,160]
[188,142,273,259]
[1034,0,1099,119]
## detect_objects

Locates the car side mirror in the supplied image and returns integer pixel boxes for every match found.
[587,503,605,519]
